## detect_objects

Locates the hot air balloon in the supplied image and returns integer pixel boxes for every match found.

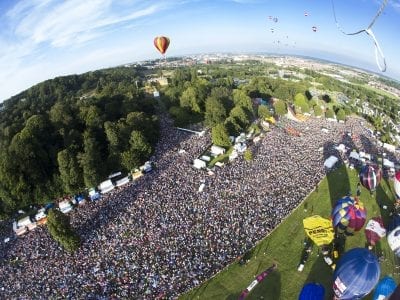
[312,26,317,32]
[333,248,380,300]
[273,17,278,23]
[154,36,170,55]
[394,171,400,198]
[303,215,334,247]
[304,12,309,17]
[299,283,325,300]
[270,28,274,33]
[332,196,367,235]
[373,276,397,300]
[365,217,386,247]
[388,219,400,257]
[359,165,382,191]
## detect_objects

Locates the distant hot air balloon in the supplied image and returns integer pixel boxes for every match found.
[154,36,170,55]
[299,283,325,300]
[312,26,317,32]
[359,165,382,191]
[333,248,380,300]
[304,12,309,17]
[270,28,274,33]
[273,17,278,23]
[373,276,397,300]
[365,217,386,247]
[331,196,367,235]
[303,215,334,247]
[394,171,400,198]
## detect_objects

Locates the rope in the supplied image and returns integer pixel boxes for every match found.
[331,0,388,72]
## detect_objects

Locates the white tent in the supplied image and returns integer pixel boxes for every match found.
[193,159,206,169]
[99,179,115,194]
[335,144,346,152]
[211,145,226,156]
[349,151,361,160]
[324,156,338,169]
[115,176,130,187]
[59,200,73,214]
[198,183,205,192]
[383,143,396,153]
[383,158,395,168]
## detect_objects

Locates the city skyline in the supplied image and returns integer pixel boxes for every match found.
[1,0,399,101]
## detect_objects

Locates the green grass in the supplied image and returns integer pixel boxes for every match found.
[180,165,400,300]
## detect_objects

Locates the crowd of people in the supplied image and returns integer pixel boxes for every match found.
[0,114,396,299]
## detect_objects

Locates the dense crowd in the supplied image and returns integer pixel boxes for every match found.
[0,114,396,299]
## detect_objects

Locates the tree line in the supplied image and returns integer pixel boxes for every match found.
[0,67,159,218]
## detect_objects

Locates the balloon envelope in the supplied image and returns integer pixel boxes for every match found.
[333,248,380,299]
[359,165,382,191]
[299,283,325,300]
[365,217,386,246]
[373,276,397,300]
[388,225,400,256]
[332,197,367,235]
[303,215,334,246]
[154,36,170,55]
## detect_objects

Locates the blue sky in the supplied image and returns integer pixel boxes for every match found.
[0,0,399,101]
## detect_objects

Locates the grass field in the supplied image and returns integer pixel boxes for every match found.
[180,165,400,300]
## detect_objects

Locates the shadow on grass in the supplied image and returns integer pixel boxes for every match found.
[303,255,334,300]
[242,269,281,300]
[376,184,395,229]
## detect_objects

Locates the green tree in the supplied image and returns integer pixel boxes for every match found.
[274,100,287,116]
[313,105,323,117]
[47,209,80,252]
[78,130,103,187]
[121,130,152,170]
[325,108,335,119]
[294,93,309,113]
[180,86,201,113]
[258,105,272,119]
[205,96,227,127]
[244,149,253,161]
[229,106,250,129]
[211,123,231,147]
[232,89,253,113]
[336,108,346,121]
[57,148,83,194]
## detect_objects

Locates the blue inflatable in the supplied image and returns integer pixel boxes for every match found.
[373,276,397,300]
[333,248,380,299]
[299,283,325,300]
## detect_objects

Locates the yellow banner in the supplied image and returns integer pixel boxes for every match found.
[303,215,335,246]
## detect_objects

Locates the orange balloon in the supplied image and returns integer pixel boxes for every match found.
[154,36,170,55]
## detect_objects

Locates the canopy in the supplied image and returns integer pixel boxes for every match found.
[99,179,115,194]
[324,156,338,169]
[349,151,360,160]
[299,283,325,300]
[383,158,395,168]
[303,216,334,246]
[333,248,380,299]
[365,217,386,246]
